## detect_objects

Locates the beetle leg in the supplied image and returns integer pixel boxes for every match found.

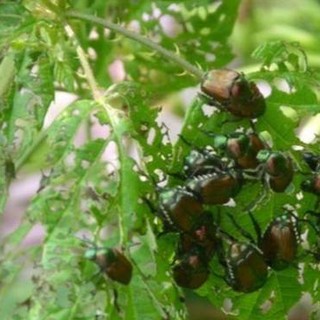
[305,210,320,220]
[314,198,320,211]
[210,268,225,280]
[290,261,301,270]
[87,268,103,284]
[216,227,237,243]
[218,115,244,128]
[166,170,186,180]
[244,184,269,213]
[249,119,256,132]
[302,211,320,235]
[225,212,256,243]
[198,92,224,109]
[242,163,265,182]
[142,196,157,214]
[113,288,121,313]
[178,134,194,147]
[248,211,262,242]
[305,249,320,261]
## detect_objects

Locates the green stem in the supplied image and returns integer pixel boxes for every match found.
[0,14,22,20]
[64,22,126,245]
[64,24,102,100]
[66,10,204,80]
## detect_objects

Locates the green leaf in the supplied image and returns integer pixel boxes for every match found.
[0,54,15,99]
[71,1,241,96]
[19,100,95,171]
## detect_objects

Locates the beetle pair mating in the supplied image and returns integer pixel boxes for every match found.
[172,212,219,289]
[217,210,299,293]
[200,68,266,119]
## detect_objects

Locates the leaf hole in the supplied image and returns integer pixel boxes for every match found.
[273,78,292,93]
[159,15,183,38]
[256,80,272,98]
[88,47,97,61]
[102,141,119,169]
[147,128,156,145]
[108,59,126,82]
[201,104,216,117]
[89,28,99,40]
[296,113,320,143]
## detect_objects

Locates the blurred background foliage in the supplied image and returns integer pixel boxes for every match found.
[233,0,320,69]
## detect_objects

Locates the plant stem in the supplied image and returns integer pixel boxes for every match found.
[64,24,102,100]
[15,24,101,171]
[66,10,204,80]
[64,22,127,245]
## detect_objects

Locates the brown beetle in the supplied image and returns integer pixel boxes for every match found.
[172,250,210,289]
[85,247,133,285]
[200,69,266,119]
[259,215,299,270]
[257,150,294,192]
[186,171,242,205]
[178,212,219,261]
[301,174,320,196]
[158,187,204,232]
[221,242,268,293]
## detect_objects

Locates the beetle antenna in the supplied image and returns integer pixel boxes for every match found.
[247,211,262,242]
[177,134,194,148]
[76,236,95,247]
[217,227,237,243]
[210,267,225,280]
[141,196,157,213]
[113,289,121,313]
[305,210,320,218]
[244,185,269,212]
[225,212,256,243]
[314,198,320,212]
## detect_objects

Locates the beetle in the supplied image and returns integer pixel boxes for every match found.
[145,186,204,232]
[200,68,266,119]
[85,247,133,285]
[259,215,299,270]
[177,212,219,261]
[185,169,242,205]
[257,150,294,192]
[172,249,210,289]
[302,152,320,172]
[210,132,266,169]
[183,149,226,178]
[219,241,269,293]
[174,135,227,179]
[301,174,320,196]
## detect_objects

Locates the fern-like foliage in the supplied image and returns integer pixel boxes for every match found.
[0,1,320,320]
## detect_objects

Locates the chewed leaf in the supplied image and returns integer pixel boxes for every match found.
[78,1,241,96]
[21,100,95,170]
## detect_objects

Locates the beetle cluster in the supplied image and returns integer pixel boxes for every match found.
[147,145,298,292]
[142,68,320,293]
[84,69,320,293]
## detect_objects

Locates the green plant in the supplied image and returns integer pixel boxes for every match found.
[1,1,320,319]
